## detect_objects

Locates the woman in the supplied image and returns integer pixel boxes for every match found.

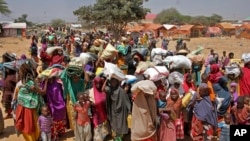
[127,52,144,75]
[2,53,17,119]
[208,63,223,84]
[104,78,131,141]
[131,80,158,141]
[39,44,51,70]
[60,64,89,130]
[89,77,109,141]
[15,61,48,141]
[182,73,196,93]
[213,77,231,116]
[191,83,218,141]
[44,77,66,140]
[240,60,250,95]
[50,49,64,66]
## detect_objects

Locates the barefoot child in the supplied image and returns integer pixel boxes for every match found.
[74,92,92,141]
[38,105,53,141]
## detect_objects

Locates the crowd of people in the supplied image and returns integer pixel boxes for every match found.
[0,30,250,141]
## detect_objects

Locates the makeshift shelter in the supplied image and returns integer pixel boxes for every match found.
[206,27,222,37]
[0,23,26,37]
[191,25,205,37]
[236,24,250,39]
[143,23,165,38]
[175,25,194,38]
[162,24,177,37]
[216,22,235,36]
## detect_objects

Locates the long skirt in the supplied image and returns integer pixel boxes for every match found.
[15,105,40,141]
[158,118,176,141]
[93,120,110,141]
[66,95,75,130]
[190,116,215,141]
[51,119,66,140]
[75,123,92,141]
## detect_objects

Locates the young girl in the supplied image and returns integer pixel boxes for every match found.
[38,105,53,141]
[74,92,92,141]
[230,82,238,106]
[166,88,183,141]
[218,113,231,141]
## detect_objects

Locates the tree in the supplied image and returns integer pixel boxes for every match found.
[74,0,150,38]
[153,8,182,24]
[50,18,66,28]
[0,0,10,15]
[154,8,223,26]
[14,14,33,26]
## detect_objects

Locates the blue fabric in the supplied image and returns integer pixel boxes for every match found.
[193,96,218,127]
[218,121,230,141]
[157,99,167,108]
[193,65,202,86]
[213,78,231,116]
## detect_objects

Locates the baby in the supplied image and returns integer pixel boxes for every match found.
[218,113,231,141]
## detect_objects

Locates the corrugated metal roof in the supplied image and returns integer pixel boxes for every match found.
[163,24,176,30]
[2,23,26,29]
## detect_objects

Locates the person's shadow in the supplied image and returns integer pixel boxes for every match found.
[0,125,16,139]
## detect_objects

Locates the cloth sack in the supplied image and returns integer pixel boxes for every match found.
[168,71,184,85]
[151,48,168,58]
[46,46,63,55]
[101,44,118,59]
[242,53,250,64]
[79,53,91,65]
[143,66,169,81]
[187,54,205,65]
[103,62,125,81]
[131,80,157,95]
[135,61,154,74]
[225,64,241,78]
[163,55,192,69]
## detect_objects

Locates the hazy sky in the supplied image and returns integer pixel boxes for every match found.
[1,0,249,23]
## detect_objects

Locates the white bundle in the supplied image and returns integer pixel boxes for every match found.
[151,48,168,58]
[143,66,169,81]
[46,46,63,55]
[168,71,184,85]
[79,53,91,65]
[163,55,192,69]
[242,53,250,64]
[103,62,125,81]
[225,64,241,78]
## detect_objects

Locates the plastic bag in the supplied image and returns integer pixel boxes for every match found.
[101,44,118,59]
[103,62,125,81]
[163,55,192,69]
[143,66,169,81]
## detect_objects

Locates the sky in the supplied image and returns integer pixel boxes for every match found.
[0,0,249,23]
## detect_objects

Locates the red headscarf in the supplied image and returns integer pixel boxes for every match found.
[208,64,223,83]
[182,73,195,93]
[92,77,107,127]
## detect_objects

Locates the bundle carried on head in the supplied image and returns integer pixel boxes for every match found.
[163,55,192,70]
[100,43,118,60]
[225,63,241,78]
[103,61,125,81]
[242,53,250,64]
[66,66,83,78]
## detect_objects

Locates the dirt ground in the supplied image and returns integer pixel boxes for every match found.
[0,36,249,141]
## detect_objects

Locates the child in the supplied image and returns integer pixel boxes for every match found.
[157,90,167,109]
[74,92,92,141]
[232,96,250,125]
[218,113,231,141]
[230,82,238,106]
[166,88,183,141]
[38,105,53,141]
